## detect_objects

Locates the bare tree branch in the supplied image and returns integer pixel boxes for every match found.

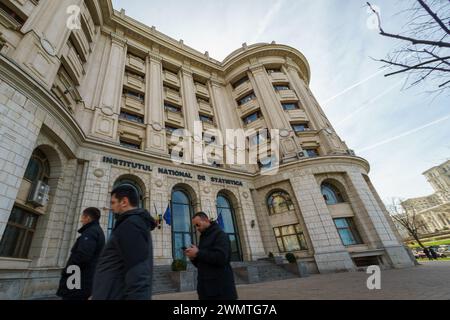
[417,0,450,34]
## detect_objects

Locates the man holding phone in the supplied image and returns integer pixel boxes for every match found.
[184,212,238,300]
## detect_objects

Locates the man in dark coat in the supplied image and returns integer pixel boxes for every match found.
[185,212,238,301]
[57,207,105,300]
[91,185,156,300]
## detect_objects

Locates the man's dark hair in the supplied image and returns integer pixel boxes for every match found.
[111,185,139,207]
[193,212,209,220]
[83,207,101,221]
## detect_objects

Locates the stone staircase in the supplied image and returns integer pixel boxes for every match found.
[152,260,300,295]
[152,265,178,294]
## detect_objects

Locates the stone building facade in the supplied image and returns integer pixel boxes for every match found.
[0,0,414,299]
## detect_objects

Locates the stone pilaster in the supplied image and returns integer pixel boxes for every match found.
[145,49,166,154]
[91,33,127,142]
[250,63,300,162]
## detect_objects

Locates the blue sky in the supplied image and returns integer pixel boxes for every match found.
[112,0,450,203]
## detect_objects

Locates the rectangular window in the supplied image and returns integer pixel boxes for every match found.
[305,149,319,157]
[267,68,282,74]
[249,129,270,146]
[120,139,141,150]
[199,114,214,124]
[237,92,256,106]
[333,218,363,246]
[274,84,290,91]
[282,103,300,111]
[119,111,144,124]
[0,207,38,259]
[242,111,262,125]
[273,224,308,252]
[123,89,144,102]
[292,123,310,133]
[164,103,182,113]
[232,76,249,89]
[0,2,26,26]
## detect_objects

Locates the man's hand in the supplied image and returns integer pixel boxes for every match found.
[184,245,199,259]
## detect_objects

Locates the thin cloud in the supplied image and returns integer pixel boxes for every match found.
[251,0,285,43]
[358,114,450,153]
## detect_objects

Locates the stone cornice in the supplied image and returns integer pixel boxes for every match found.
[98,0,311,84]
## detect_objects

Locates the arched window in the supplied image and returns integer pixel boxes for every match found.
[171,188,195,260]
[321,182,345,205]
[267,190,294,215]
[216,194,242,261]
[23,149,50,184]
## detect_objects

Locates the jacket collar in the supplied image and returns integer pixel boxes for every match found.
[202,221,219,237]
[78,220,99,234]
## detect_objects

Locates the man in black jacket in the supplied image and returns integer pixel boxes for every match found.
[185,212,238,300]
[57,207,105,300]
[91,185,156,300]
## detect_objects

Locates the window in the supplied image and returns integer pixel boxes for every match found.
[292,123,310,133]
[258,156,277,170]
[267,191,294,215]
[274,224,308,252]
[119,111,144,124]
[0,2,26,26]
[171,189,195,260]
[321,182,345,205]
[199,114,214,124]
[23,149,50,184]
[165,125,180,134]
[267,68,282,74]
[274,84,290,91]
[0,207,39,259]
[164,85,180,94]
[120,139,141,150]
[282,103,300,111]
[305,148,319,158]
[232,76,249,89]
[237,92,256,106]
[249,129,270,146]
[123,89,144,102]
[216,194,243,261]
[333,218,362,246]
[126,70,145,82]
[242,111,262,125]
[165,103,182,113]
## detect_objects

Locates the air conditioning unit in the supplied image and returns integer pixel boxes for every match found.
[27,181,50,207]
[347,149,356,156]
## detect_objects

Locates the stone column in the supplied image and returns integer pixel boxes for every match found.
[250,63,300,162]
[145,49,166,154]
[346,169,415,268]
[91,33,127,142]
[0,80,44,239]
[12,0,84,89]
[290,173,356,273]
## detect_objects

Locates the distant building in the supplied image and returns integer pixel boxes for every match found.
[401,160,450,235]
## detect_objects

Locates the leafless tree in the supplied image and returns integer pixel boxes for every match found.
[367,1,450,93]
[387,197,428,248]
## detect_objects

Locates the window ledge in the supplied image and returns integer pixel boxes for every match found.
[0,257,32,270]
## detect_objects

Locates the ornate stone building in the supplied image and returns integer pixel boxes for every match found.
[0,0,414,299]
[401,160,450,236]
